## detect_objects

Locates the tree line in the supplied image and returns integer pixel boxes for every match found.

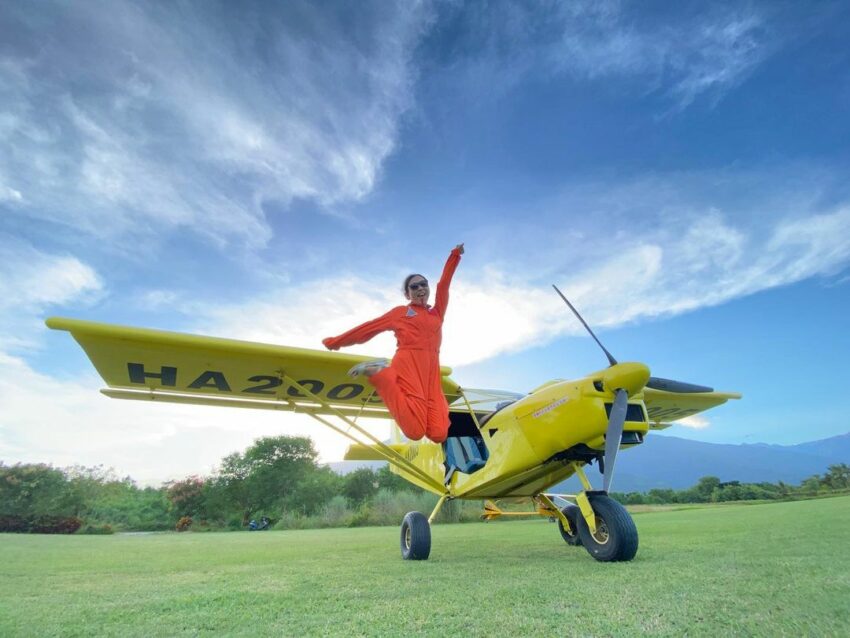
[609,463,850,505]
[2,434,848,534]
[0,435,468,534]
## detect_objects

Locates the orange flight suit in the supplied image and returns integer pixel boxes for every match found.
[322,248,462,442]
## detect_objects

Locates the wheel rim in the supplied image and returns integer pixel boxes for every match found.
[404,525,411,550]
[591,516,610,544]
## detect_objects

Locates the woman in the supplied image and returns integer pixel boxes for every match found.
[322,244,464,443]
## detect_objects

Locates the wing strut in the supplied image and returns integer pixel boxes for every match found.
[456,387,483,430]
[282,375,447,494]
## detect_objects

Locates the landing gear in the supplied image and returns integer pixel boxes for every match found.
[575,494,638,562]
[400,511,431,560]
[557,504,583,546]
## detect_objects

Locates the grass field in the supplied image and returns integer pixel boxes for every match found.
[2,496,849,637]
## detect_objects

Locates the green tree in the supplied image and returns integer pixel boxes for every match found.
[822,464,850,490]
[65,465,128,518]
[343,468,378,506]
[0,463,82,519]
[375,464,412,492]
[799,476,822,496]
[647,488,676,504]
[165,476,207,518]
[216,436,318,525]
[695,476,721,501]
[281,466,343,516]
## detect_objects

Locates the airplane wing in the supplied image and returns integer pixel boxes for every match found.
[47,316,462,494]
[45,317,462,417]
[643,386,742,430]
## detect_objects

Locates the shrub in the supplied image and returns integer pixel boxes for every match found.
[226,515,244,531]
[79,523,114,535]
[30,516,82,534]
[319,496,354,528]
[175,516,193,532]
[363,489,439,526]
[273,511,309,530]
[0,515,29,533]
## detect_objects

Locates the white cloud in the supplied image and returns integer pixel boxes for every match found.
[0,185,22,203]
[0,237,103,351]
[674,414,710,429]
[0,1,430,250]
[183,202,850,370]
[553,3,772,108]
[0,349,384,484]
[438,1,773,110]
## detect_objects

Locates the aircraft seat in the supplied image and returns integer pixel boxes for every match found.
[444,435,489,476]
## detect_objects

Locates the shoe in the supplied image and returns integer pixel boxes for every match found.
[347,359,390,378]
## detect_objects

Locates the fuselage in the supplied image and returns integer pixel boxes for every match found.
[400,366,651,498]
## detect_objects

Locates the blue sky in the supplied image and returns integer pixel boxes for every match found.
[1,1,849,483]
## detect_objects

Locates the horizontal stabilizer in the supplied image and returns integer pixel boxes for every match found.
[344,443,409,461]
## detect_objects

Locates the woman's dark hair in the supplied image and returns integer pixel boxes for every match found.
[402,273,425,293]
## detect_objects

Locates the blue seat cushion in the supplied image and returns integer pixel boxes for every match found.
[444,436,489,474]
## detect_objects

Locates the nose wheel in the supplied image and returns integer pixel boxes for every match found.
[575,494,638,562]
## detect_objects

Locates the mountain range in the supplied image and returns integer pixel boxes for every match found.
[563,431,850,492]
[330,432,850,493]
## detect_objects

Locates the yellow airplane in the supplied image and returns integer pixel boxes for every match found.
[46,286,740,562]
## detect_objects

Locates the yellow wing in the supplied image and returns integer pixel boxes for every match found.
[643,386,742,429]
[46,317,462,417]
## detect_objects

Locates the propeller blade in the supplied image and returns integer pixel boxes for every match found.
[552,285,617,367]
[646,377,714,393]
[603,389,628,493]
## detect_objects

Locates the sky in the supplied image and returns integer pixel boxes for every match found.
[1,0,849,484]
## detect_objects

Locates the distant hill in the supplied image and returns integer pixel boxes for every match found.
[330,432,850,492]
[562,432,850,493]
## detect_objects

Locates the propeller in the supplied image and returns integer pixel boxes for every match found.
[551,285,617,367]
[603,389,628,493]
[552,284,646,493]
[552,284,716,491]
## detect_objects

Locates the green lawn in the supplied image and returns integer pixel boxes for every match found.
[2,496,848,637]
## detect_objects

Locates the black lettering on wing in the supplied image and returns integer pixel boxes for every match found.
[243,376,283,395]
[188,371,232,392]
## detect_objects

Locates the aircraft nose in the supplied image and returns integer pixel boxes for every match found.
[602,362,650,396]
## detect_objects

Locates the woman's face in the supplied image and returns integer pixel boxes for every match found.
[405,276,430,306]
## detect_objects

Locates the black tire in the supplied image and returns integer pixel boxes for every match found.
[575,495,638,562]
[557,505,583,546]
[400,511,431,560]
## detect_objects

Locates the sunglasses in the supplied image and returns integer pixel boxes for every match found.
[408,281,429,291]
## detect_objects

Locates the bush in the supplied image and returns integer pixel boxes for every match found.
[79,523,114,535]
[224,515,245,531]
[319,496,354,528]
[30,516,82,534]
[0,515,29,533]
[273,511,310,530]
[361,489,439,527]
[175,516,193,532]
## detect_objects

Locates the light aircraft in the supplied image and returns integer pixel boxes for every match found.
[47,287,740,562]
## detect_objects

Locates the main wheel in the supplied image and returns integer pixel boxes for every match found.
[400,511,431,560]
[575,495,638,562]
[557,504,583,546]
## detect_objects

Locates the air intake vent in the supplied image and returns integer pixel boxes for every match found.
[604,402,646,422]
